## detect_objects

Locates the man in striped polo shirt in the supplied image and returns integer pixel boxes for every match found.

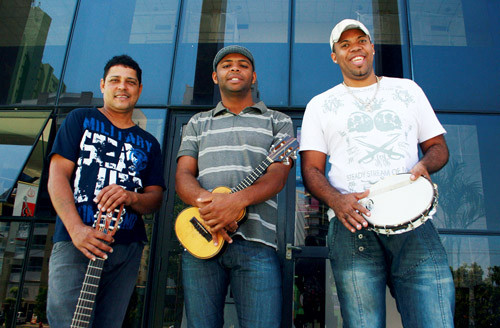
[176,45,294,328]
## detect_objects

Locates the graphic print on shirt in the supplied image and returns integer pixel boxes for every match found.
[326,87,416,193]
[72,117,151,230]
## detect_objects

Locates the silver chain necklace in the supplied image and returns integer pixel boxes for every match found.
[342,76,380,112]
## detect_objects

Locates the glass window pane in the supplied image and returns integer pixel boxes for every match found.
[132,109,167,150]
[292,0,408,106]
[0,110,51,204]
[125,219,154,326]
[163,250,182,326]
[171,0,289,106]
[294,256,328,327]
[295,127,329,247]
[432,114,500,232]
[18,223,53,326]
[409,0,500,111]
[62,0,180,106]
[0,1,77,105]
[0,221,30,326]
[442,234,500,327]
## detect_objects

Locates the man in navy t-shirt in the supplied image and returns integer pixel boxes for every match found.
[46,55,165,328]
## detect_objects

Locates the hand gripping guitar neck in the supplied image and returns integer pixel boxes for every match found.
[70,205,124,328]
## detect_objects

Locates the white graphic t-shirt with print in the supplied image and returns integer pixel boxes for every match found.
[300,76,445,194]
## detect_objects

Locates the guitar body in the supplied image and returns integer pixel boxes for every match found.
[175,186,246,259]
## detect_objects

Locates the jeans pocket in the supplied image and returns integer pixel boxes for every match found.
[421,221,449,262]
[50,241,73,257]
[354,230,381,261]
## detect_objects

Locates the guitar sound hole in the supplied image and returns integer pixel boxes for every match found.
[190,217,212,242]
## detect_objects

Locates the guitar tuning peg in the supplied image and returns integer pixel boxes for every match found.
[283,158,290,166]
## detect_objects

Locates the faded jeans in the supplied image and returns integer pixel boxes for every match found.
[47,241,144,328]
[182,237,282,328]
[328,219,455,328]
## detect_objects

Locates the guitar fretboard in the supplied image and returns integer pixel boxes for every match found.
[70,257,105,328]
[231,157,274,193]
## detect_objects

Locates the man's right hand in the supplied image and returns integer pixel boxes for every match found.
[68,222,114,261]
[330,190,371,233]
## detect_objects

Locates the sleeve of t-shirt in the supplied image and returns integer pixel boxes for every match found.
[142,138,166,189]
[176,114,200,161]
[299,97,328,155]
[49,108,86,163]
[412,82,446,143]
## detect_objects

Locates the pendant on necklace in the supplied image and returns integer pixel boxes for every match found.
[343,76,380,112]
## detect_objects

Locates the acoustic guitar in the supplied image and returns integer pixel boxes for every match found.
[175,136,299,259]
[71,205,124,328]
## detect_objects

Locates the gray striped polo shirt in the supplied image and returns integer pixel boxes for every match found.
[177,101,294,248]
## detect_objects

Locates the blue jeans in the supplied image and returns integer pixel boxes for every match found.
[328,219,455,328]
[182,237,282,328]
[47,241,144,328]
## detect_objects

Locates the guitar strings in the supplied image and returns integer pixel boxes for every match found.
[72,207,122,327]
[71,258,105,327]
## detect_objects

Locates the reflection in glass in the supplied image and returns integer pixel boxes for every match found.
[12,223,54,326]
[292,0,407,106]
[433,114,500,232]
[294,258,343,328]
[409,0,466,46]
[132,109,168,150]
[0,222,30,326]
[295,128,329,246]
[442,235,500,327]
[171,0,289,106]
[124,219,155,327]
[409,0,500,111]
[432,124,486,230]
[0,111,51,204]
[62,0,180,105]
[0,1,76,105]
[163,251,182,327]
[294,250,327,327]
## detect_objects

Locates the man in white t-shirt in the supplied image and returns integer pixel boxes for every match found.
[300,19,455,327]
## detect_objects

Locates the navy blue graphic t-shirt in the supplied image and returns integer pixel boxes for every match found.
[50,108,165,244]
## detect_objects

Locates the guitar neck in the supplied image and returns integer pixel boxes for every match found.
[71,257,105,328]
[230,157,274,193]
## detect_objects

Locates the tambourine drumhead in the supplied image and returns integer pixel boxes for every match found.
[360,174,437,234]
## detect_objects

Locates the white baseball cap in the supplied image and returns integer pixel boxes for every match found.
[329,19,371,51]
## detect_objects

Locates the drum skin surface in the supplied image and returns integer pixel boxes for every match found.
[359,174,437,234]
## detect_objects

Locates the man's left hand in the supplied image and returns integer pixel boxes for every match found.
[197,193,245,244]
[94,184,135,213]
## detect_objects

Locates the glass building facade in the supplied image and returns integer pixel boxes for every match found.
[0,0,498,327]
